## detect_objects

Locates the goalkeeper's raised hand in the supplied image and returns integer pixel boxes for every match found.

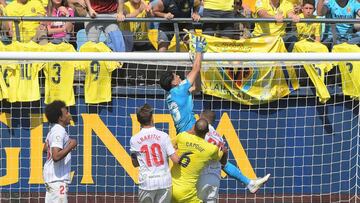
[191,36,208,53]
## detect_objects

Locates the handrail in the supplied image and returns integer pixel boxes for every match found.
[0,16,359,23]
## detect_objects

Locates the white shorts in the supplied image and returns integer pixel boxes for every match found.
[196,173,221,203]
[138,187,172,203]
[45,181,68,203]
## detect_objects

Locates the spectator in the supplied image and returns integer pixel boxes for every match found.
[201,0,237,39]
[67,0,86,48]
[121,0,151,50]
[46,0,75,44]
[84,0,129,51]
[38,0,49,8]
[296,0,321,42]
[0,0,6,6]
[234,0,252,39]
[0,1,7,42]
[5,0,46,42]
[252,0,300,51]
[317,0,360,48]
[153,0,200,52]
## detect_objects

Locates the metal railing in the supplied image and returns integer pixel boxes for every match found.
[1,16,359,51]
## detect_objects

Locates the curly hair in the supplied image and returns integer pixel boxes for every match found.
[45,100,66,124]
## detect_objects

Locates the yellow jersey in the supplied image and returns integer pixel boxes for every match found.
[5,0,46,42]
[121,1,148,40]
[204,0,234,12]
[1,65,16,102]
[79,42,121,104]
[42,43,79,106]
[2,41,44,102]
[293,40,333,103]
[332,43,360,99]
[33,0,48,8]
[253,0,294,36]
[0,68,8,100]
[0,42,8,100]
[171,131,223,203]
[296,14,321,41]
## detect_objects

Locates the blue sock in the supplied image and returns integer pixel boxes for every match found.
[223,162,251,185]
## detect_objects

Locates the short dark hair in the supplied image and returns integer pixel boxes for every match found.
[303,0,315,7]
[159,71,174,92]
[45,100,66,124]
[137,104,153,126]
[201,109,216,125]
[194,118,209,138]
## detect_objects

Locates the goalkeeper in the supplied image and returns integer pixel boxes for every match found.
[159,35,270,195]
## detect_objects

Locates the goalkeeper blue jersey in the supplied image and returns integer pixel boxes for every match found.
[166,79,196,134]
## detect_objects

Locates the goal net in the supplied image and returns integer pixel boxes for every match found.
[0,49,359,202]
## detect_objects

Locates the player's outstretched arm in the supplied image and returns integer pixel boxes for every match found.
[186,36,207,85]
[170,152,193,167]
[51,138,77,162]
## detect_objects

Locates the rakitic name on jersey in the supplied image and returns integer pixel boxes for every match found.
[137,134,161,144]
[186,142,205,152]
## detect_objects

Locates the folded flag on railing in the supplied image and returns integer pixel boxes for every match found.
[332,43,360,100]
[188,34,299,105]
[293,39,333,103]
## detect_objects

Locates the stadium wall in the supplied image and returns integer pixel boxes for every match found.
[0,92,358,197]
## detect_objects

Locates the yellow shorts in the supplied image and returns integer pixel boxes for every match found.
[172,185,201,203]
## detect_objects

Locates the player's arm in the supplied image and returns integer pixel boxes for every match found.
[186,52,202,86]
[219,146,228,166]
[167,135,191,167]
[169,152,193,167]
[51,138,77,162]
[131,153,140,167]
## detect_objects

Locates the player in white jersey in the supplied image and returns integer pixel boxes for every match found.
[43,100,77,203]
[130,104,191,203]
[197,110,271,202]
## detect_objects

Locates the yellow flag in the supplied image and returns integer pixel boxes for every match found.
[332,43,360,99]
[193,35,299,105]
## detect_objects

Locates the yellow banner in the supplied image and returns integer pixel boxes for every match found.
[198,35,299,105]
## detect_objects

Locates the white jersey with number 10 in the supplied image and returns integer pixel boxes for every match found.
[130,127,176,190]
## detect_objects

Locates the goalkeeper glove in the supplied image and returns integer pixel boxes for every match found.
[190,36,208,53]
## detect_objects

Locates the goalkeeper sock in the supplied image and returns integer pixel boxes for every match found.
[223,162,250,185]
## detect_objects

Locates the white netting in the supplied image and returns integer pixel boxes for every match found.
[0,54,359,203]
